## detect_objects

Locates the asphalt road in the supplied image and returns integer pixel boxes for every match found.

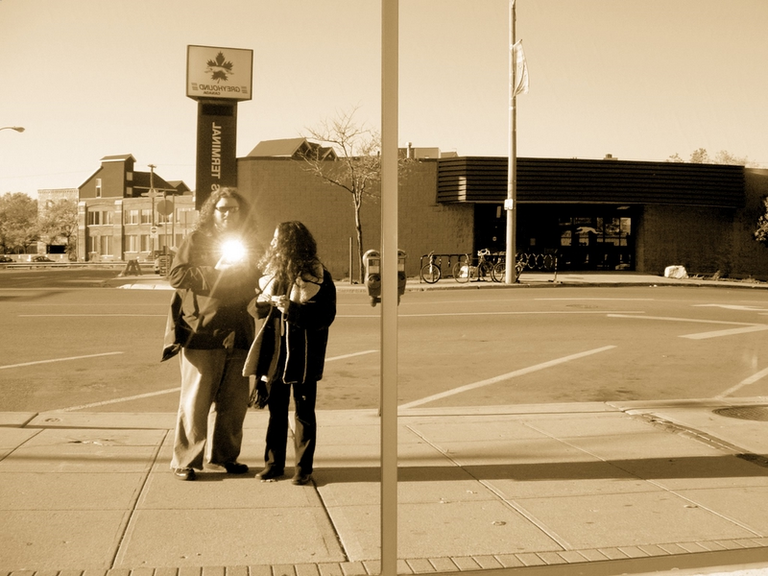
[2,269,768,413]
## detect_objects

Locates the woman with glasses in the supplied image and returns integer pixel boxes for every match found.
[165,187,261,481]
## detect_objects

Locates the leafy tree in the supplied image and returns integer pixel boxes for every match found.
[0,193,38,253]
[689,148,710,164]
[303,108,395,283]
[38,198,78,259]
[713,150,751,166]
[755,197,768,247]
[668,148,753,167]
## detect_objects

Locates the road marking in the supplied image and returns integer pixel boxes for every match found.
[327,350,377,360]
[536,298,655,301]
[694,304,768,312]
[0,351,123,370]
[337,311,646,319]
[401,310,646,318]
[716,366,768,399]
[19,314,166,317]
[607,314,768,339]
[399,345,616,410]
[57,349,377,412]
[60,387,181,411]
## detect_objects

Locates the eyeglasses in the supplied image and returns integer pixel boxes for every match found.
[215,205,240,213]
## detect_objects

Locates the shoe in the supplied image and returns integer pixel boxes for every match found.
[292,473,312,486]
[173,468,196,481]
[256,467,284,481]
[223,462,249,474]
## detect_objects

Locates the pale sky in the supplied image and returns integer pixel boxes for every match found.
[1,0,766,198]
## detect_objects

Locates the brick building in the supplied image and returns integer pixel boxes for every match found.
[238,142,768,280]
[77,154,195,262]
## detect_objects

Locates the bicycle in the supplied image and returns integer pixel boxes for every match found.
[419,251,442,284]
[489,254,526,282]
[453,248,499,283]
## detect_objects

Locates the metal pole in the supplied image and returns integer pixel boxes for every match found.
[171,193,176,250]
[381,0,399,574]
[504,0,517,284]
[149,164,157,254]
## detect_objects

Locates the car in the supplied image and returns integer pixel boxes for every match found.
[32,255,54,262]
[0,255,13,263]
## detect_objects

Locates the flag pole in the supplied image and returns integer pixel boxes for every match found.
[505,0,517,284]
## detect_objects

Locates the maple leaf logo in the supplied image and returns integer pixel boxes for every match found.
[205,52,234,83]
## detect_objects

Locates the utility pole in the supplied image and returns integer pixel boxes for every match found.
[148,164,158,254]
[505,0,517,284]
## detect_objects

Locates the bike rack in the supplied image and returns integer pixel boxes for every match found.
[420,251,558,283]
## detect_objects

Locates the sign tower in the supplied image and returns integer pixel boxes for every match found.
[186,45,253,209]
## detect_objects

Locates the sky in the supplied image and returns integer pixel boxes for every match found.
[1,0,767,198]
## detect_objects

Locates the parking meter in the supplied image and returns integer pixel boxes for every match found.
[363,249,381,306]
[363,249,407,307]
[397,249,407,303]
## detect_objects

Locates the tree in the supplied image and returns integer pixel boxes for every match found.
[755,197,768,247]
[302,109,383,283]
[0,193,38,253]
[38,198,78,259]
[668,148,753,167]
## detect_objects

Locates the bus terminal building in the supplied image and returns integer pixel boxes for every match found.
[77,141,768,281]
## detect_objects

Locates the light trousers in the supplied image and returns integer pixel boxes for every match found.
[171,347,249,470]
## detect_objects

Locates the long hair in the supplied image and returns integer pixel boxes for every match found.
[195,187,252,234]
[260,221,322,291]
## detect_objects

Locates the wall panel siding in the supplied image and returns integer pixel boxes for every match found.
[438,157,745,208]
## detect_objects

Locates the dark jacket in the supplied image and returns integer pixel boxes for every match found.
[165,230,260,351]
[243,268,336,384]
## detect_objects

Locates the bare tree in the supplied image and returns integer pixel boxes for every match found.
[303,109,383,283]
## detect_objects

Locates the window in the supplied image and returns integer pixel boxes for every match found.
[126,209,140,225]
[140,209,152,224]
[87,235,112,256]
[125,235,140,252]
[87,210,113,226]
[95,178,102,197]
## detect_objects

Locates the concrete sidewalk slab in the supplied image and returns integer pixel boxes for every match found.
[3,401,768,575]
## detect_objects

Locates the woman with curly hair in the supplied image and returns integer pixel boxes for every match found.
[165,187,260,481]
[243,221,336,485]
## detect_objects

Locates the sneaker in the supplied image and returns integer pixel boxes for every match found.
[292,473,312,486]
[173,468,196,481]
[223,462,249,474]
[256,467,284,482]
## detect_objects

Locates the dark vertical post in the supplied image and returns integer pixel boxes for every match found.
[195,100,238,210]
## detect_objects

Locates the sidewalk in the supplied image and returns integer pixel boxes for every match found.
[4,399,768,575]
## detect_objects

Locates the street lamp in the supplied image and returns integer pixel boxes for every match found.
[0,126,25,133]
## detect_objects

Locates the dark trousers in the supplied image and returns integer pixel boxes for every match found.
[264,379,317,475]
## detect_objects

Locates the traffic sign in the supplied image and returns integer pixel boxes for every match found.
[156,199,173,216]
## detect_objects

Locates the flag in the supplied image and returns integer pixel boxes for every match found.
[512,39,529,96]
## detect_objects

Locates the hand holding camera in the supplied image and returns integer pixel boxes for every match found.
[215,239,247,271]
